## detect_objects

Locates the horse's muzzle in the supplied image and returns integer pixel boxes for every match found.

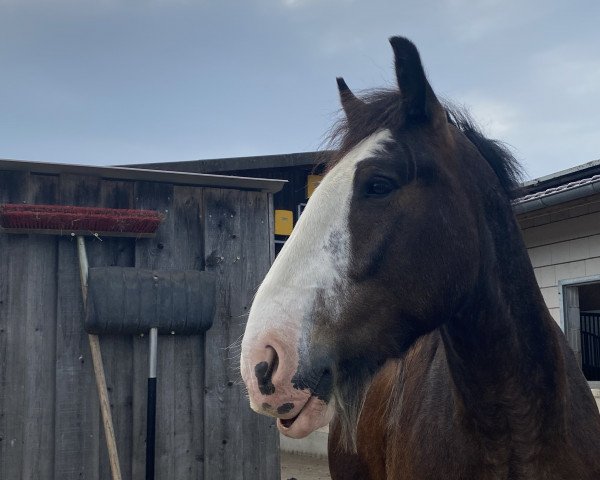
[241,337,334,438]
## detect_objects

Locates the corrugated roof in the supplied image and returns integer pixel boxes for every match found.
[521,159,600,191]
[513,173,600,214]
[515,175,600,204]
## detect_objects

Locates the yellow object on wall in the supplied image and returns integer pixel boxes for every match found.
[274,210,294,236]
[306,175,324,198]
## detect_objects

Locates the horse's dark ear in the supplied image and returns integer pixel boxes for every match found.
[389,37,446,127]
[336,77,367,124]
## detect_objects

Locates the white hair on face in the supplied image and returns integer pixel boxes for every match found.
[242,129,392,357]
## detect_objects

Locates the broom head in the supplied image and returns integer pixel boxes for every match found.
[0,204,163,237]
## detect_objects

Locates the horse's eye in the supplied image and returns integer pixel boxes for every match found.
[366,177,396,197]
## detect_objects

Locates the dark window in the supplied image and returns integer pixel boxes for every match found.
[577,284,600,381]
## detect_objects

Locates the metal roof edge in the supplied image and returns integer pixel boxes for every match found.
[0,158,286,194]
[521,159,600,190]
[124,150,331,173]
[514,175,600,215]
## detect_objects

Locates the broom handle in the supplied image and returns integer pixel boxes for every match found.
[146,327,158,480]
[77,236,123,480]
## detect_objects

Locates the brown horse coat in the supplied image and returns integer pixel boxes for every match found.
[330,329,600,479]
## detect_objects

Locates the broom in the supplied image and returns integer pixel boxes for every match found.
[0,204,162,236]
[0,203,164,480]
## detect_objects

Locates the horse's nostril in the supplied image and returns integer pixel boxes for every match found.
[254,346,279,396]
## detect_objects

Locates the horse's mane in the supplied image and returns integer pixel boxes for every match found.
[445,106,523,199]
[326,89,523,199]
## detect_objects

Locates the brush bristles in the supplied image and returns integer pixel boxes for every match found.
[0,204,163,234]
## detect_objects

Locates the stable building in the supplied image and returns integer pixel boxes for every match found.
[517,159,600,389]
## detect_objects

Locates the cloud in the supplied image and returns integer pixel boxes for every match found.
[280,0,354,7]
[458,93,521,138]
[533,46,600,98]
[440,0,554,42]
[282,0,312,6]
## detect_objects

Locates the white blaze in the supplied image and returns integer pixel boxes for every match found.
[241,129,392,370]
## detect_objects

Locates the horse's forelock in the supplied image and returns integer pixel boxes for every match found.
[324,90,523,200]
[325,89,402,171]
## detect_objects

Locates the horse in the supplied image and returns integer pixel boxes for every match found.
[240,36,600,479]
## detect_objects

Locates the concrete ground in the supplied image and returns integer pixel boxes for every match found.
[281,452,331,480]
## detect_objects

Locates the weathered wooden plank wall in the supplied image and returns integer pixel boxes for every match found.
[97,179,136,480]
[171,186,205,480]
[203,189,280,480]
[54,174,102,479]
[0,170,31,479]
[23,174,59,479]
[0,170,279,479]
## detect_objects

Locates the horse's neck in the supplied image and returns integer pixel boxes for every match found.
[440,206,567,437]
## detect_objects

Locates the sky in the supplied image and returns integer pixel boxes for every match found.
[1,0,599,179]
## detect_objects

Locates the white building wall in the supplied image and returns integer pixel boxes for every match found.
[519,195,600,407]
[519,194,600,327]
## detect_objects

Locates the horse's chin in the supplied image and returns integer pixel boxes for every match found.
[276,395,334,439]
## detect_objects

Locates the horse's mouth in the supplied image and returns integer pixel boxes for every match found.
[276,395,332,438]
[279,411,301,429]
[276,395,313,430]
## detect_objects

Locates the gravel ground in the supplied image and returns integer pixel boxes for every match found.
[281,452,331,480]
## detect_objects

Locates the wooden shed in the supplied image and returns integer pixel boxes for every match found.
[0,159,284,479]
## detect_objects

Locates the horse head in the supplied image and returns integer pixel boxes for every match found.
[240,36,520,448]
